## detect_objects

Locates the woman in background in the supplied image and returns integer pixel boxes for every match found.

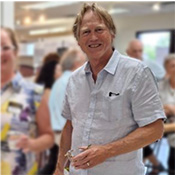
[1,27,54,175]
[35,52,62,175]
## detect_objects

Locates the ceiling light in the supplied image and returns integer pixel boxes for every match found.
[22,2,78,10]
[24,17,31,25]
[152,3,160,11]
[39,15,46,23]
[49,27,66,33]
[18,18,74,28]
[29,29,49,35]
[29,27,67,35]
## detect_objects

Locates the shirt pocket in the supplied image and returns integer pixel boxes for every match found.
[103,95,122,122]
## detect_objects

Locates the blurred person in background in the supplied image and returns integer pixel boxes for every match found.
[126,39,165,81]
[53,3,165,175]
[159,54,175,175]
[0,27,54,175]
[35,52,62,88]
[35,52,62,175]
[126,39,165,175]
[49,48,86,147]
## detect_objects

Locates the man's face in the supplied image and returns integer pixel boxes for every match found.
[128,42,143,60]
[77,10,114,61]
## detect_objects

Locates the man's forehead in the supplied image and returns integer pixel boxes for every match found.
[81,11,104,24]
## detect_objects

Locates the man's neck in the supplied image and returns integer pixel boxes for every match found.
[89,54,113,82]
[90,60,107,79]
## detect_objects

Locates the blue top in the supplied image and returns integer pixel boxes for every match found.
[62,50,166,175]
[49,71,72,131]
[1,72,43,175]
[143,58,165,81]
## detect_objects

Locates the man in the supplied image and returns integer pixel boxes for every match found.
[127,39,165,174]
[126,39,165,81]
[54,3,166,175]
[49,48,86,145]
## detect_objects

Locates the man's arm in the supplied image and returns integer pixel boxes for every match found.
[54,120,73,175]
[164,123,175,133]
[72,119,164,169]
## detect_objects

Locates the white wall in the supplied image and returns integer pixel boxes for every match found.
[113,12,175,55]
[33,35,78,67]
[0,2,14,28]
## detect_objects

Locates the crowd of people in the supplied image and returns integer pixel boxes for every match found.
[1,3,175,175]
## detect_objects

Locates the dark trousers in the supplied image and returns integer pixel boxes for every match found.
[143,145,153,158]
[38,144,59,175]
[168,146,175,175]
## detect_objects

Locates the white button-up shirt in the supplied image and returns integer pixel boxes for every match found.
[62,50,166,175]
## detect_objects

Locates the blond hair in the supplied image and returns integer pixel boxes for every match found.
[1,27,19,52]
[72,3,116,40]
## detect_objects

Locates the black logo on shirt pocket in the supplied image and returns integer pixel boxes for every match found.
[109,92,120,97]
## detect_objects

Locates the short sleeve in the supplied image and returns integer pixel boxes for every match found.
[61,82,72,120]
[131,67,166,127]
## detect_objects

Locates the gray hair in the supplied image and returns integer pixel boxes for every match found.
[164,54,175,69]
[60,48,85,71]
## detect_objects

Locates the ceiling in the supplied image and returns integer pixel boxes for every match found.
[14,1,175,40]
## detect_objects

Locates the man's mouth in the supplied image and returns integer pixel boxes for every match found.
[88,44,101,48]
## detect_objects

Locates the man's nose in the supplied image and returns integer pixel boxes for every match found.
[90,32,98,41]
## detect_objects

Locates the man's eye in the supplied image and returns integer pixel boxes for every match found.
[83,30,90,35]
[3,46,10,50]
[1,46,10,51]
[96,28,103,33]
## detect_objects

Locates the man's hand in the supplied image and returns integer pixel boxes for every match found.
[72,145,108,169]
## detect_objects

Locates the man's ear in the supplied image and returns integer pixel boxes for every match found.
[77,39,81,47]
[111,34,116,44]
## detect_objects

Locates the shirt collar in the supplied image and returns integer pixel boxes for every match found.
[103,50,120,75]
[84,62,91,74]
[0,72,23,94]
[11,72,24,92]
[84,49,120,75]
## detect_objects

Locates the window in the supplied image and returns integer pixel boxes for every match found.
[137,30,175,66]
